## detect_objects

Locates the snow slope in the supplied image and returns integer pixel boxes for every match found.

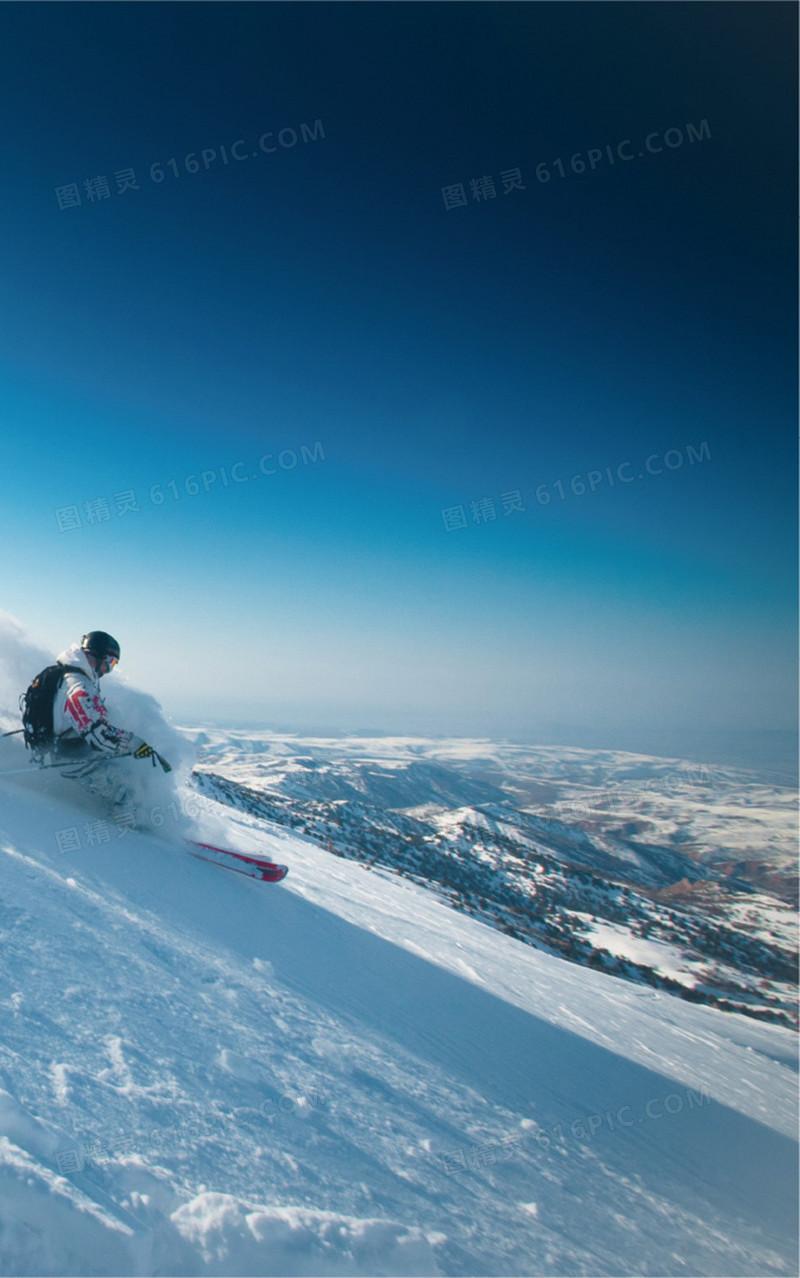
[0,742,797,1278]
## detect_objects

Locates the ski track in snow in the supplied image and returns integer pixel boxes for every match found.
[0,747,797,1276]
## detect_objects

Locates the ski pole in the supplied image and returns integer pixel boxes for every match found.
[0,751,170,778]
[0,760,102,777]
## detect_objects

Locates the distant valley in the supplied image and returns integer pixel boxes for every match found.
[182,729,798,1028]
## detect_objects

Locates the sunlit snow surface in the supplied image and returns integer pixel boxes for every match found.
[0,717,797,1276]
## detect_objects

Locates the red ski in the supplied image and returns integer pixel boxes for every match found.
[185,840,288,883]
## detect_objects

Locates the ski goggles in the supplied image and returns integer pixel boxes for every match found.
[102,653,119,670]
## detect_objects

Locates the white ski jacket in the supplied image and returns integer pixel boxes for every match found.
[52,643,136,756]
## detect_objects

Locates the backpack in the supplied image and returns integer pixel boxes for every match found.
[20,664,87,755]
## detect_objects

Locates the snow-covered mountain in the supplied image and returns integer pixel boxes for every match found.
[184,728,798,1028]
[0,668,796,1274]
[182,729,797,877]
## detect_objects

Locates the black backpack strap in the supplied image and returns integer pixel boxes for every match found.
[53,663,94,693]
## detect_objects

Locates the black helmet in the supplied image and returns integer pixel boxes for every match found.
[81,631,121,662]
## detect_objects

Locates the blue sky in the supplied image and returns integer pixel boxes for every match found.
[0,2,796,757]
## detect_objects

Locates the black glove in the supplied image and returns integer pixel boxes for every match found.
[130,738,172,772]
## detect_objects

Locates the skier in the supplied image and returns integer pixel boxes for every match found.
[48,631,163,808]
[14,632,288,877]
